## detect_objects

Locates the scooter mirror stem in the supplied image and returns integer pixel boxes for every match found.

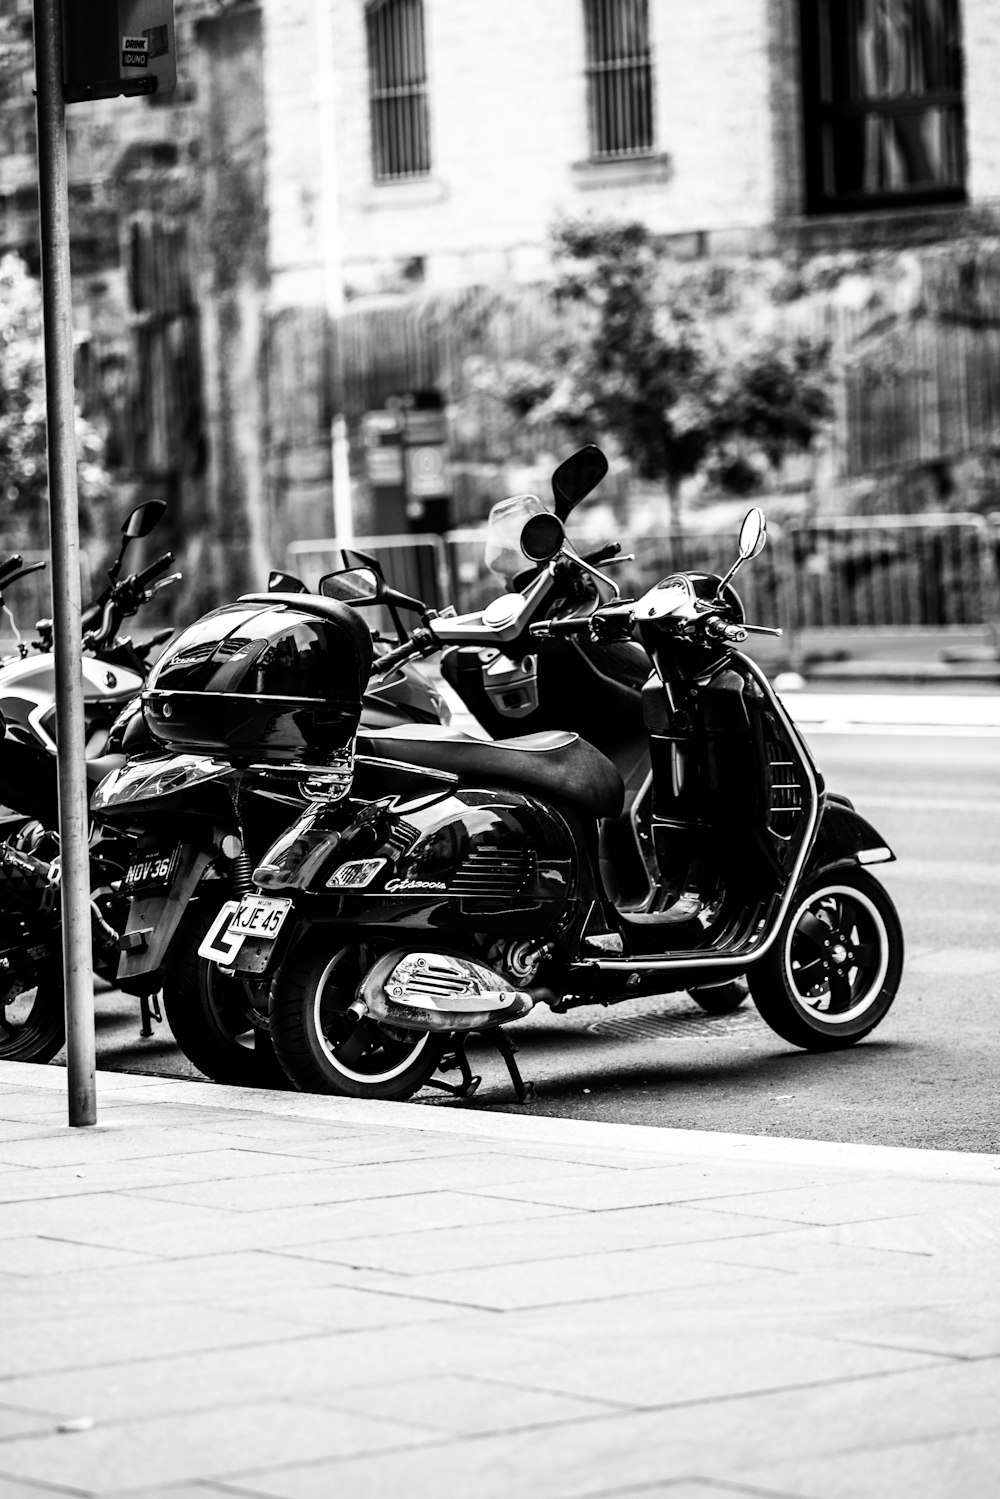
[716,509,767,601]
[561,543,621,603]
[714,554,745,600]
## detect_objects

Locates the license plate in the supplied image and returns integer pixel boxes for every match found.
[124,846,181,893]
[229,894,292,942]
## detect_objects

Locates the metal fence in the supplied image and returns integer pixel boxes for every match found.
[289,515,1000,648]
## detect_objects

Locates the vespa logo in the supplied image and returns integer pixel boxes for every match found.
[385,877,447,893]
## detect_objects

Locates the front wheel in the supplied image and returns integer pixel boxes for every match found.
[271,934,449,1100]
[748,867,903,1051]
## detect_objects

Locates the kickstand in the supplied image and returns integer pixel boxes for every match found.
[425,1031,535,1104]
[425,1038,482,1100]
[139,991,162,1039]
[491,1029,534,1104]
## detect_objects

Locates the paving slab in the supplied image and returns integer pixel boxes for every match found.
[0,1060,996,1498]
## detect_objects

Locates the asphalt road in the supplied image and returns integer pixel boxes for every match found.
[69,725,999,1153]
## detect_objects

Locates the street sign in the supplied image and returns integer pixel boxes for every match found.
[62,0,176,103]
[405,444,451,499]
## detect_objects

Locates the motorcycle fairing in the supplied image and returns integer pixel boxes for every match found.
[92,753,234,815]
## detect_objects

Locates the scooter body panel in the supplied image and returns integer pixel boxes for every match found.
[248,784,576,942]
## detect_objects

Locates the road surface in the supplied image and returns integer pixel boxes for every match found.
[71,724,999,1152]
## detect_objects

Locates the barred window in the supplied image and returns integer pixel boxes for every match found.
[800,0,965,213]
[366,0,431,182]
[584,0,654,160]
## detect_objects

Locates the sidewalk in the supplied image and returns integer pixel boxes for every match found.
[1,1061,998,1498]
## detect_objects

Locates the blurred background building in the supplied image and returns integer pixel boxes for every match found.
[2,0,1000,607]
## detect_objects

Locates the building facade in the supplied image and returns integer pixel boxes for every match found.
[3,1,1000,585]
[262,0,1000,305]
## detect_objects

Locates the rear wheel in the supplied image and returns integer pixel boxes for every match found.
[271,934,448,1100]
[0,957,65,1064]
[162,904,287,1087]
[748,867,903,1051]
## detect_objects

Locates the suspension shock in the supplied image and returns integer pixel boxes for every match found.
[232,847,254,897]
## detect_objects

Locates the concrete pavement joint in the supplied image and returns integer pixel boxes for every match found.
[5,1063,999,1182]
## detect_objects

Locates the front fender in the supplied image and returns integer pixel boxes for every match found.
[803,796,895,881]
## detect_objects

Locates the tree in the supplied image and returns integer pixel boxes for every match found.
[0,253,111,551]
[490,219,834,529]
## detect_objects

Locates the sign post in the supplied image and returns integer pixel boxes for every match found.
[30,0,175,1125]
[32,0,96,1125]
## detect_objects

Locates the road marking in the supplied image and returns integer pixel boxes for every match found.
[877,857,1000,886]
[907,949,998,977]
[855,793,1000,814]
[785,694,1000,729]
[804,723,1000,738]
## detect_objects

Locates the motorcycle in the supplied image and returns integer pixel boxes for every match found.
[0,500,179,1062]
[197,447,904,1102]
[90,558,455,1087]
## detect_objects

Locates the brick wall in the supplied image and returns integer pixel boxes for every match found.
[261,0,782,295]
[259,0,1000,298]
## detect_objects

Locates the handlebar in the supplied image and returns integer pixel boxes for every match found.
[0,555,24,585]
[530,616,592,640]
[81,552,179,649]
[133,551,175,590]
[580,541,621,567]
[703,617,748,646]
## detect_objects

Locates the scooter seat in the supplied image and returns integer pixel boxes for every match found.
[357,725,625,819]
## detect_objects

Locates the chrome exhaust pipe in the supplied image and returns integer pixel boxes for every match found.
[358,949,535,1034]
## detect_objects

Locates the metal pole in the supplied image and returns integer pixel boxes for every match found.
[315,0,353,542]
[32,0,97,1126]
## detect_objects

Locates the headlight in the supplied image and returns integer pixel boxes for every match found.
[91,754,232,811]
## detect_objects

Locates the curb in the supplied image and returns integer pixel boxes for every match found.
[6,1062,999,1184]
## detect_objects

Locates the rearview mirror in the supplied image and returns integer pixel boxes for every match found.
[122,499,166,540]
[319,566,381,604]
[738,508,766,560]
[520,512,565,564]
[110,498,167,581]
[551,446,608,521]
[268,570,308,593]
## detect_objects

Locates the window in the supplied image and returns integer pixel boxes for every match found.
[366,0,431,182]
[800,0,965,213]
[583,0,654,160]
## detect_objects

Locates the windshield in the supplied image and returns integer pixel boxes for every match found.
[483,493,556,582]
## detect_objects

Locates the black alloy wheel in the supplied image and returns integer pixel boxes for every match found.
[748,866,903,1051]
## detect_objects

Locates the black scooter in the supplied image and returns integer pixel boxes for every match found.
[91,557,456,1087]
[202,451,903,1102]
